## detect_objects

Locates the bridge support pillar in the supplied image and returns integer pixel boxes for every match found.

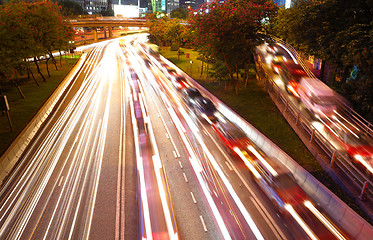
[104,26,107,39]
[93,27,98,42]
[109,26,113,38]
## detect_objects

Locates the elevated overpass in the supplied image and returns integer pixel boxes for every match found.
[69,17,147,41]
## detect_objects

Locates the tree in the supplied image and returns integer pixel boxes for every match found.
[170,8,188,19]
[0,1,74,97]
[57,0,85,16]
[271,0,373,121]
[271,0,372,81]
[188,0,278,93]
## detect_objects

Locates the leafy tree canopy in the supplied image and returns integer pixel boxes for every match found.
[271,0,372,75]
[56,0,85,16]
[170,8,188,19]
[188,0,278,91]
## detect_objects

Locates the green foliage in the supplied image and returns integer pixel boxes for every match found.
[57,0,85,16]
[188,0,278,91]
[271,0,372,76]
[271,0,373,121]
[170,43,179,51]
[170,8,188,19]
[146,13,190,47]
[0,1,74,87]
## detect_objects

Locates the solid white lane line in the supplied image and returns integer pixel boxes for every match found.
[225,162,233,171]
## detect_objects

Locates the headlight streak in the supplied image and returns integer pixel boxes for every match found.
[0,51,88,208]
[284,204,318,240]
[331,115,360,139]
[0,63,104,239]
[52,43,115,240]
[276,43,298,64]
[354,155,373,174]
[177,107,264,240]
[137,80,178,239]
[333,110,361,132]
[304,201,346,240]
[166,107,231,239]
[233,148,261,179]
[247,146,278,177]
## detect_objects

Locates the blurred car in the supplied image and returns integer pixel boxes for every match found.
[324,122,373,168]
[161,63,177,78]
[212,121,252,154]
[252,159,308,210]
[171,76,189,90]
[265,43,278,55]
[271,52,287,74]
[279,61,308,97]
[297,77,337,117]
[190,97,218,124]
[182,87,203,106]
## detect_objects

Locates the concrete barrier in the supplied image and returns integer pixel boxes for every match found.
[0,54,87,184]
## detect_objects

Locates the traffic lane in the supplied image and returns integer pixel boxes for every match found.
[0,48,102,234]
[151,79,269,238]
[139,45,343,239]
[142,52,283,239]
[28,43,119,239]
[136,62,223,240]
[0,44,122,239]
[195,120,303,240]
[88,43,125,240]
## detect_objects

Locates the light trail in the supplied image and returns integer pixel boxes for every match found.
[304,201,346,240]
[285,204,318,240]
[247,145,278,177]
[177,107,264,240]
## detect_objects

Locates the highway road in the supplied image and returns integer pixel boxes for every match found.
[0,35,352,240]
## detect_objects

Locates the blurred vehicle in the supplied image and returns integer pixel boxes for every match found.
[251,158,308,210]
[266,43,278,54]
[279,61,308,97]
[190,97,218,124]
[171,75,189,90]
[271,52,287,74]
[297,77,337,117]
[182,87,203,106]
[161,63,177,78]
[324,122,373,168]
[212,121,252,154]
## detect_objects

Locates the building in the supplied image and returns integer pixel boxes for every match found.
[273,0,292,9]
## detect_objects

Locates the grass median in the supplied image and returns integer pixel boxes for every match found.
[0,54,81,156]
[160,46,371,222]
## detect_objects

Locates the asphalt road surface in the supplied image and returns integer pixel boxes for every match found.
[0,35,351,240]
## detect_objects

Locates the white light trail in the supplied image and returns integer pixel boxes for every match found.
[177,107,264,240]
[248,146,278,177]
[304,201,346,240]
[234,148,262,179]
[285,204,318,240]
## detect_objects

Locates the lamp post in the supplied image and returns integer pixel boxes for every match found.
[190,61,193,77]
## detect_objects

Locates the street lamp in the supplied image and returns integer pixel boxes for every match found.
[190,61,193,76]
